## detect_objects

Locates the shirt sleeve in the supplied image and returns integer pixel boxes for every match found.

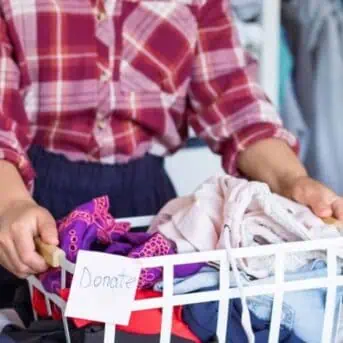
[0,10,34,188]
[187,0,299,176]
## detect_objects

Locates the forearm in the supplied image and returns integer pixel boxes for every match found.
[0,160,34,215]
[237,138,308,196]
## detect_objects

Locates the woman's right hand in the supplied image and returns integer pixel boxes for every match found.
[0,199,58,278]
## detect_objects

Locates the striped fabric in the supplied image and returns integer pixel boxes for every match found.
[0,0,297,188]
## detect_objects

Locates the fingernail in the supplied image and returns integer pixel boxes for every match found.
[319,209,332,217]
[48,236,59,245]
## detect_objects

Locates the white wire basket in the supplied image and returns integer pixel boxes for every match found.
[27,215,343,343]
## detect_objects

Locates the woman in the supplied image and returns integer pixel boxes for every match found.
[0,0,342,307]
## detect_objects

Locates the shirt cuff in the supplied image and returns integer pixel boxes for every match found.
[222,123,300,176]
[0,148,35,190]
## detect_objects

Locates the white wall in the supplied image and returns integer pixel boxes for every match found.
[165,147,223,196]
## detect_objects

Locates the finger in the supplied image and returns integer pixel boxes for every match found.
[293,181,335,217]
[12,223,48,273]
[37,209,58,246]
[1,237,35,278]
[332,198,343,221]
[291,179,318,204]
[299,191,333,218]
[310,200,333,218]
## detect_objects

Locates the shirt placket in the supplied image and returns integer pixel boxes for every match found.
[92,0,118,159]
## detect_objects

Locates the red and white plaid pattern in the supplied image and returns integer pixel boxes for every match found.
[0,0,297,187]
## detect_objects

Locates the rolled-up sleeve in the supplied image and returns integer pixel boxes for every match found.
[0,11,34,187]
[188,0,298,175]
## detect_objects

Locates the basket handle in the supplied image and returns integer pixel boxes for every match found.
[35,238,65,268]
[322,217,343,229]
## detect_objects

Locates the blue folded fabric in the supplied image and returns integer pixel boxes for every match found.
[182,286,305,343]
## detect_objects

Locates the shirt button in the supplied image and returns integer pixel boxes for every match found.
[97,10,107,22]
[100,71,111,83]
[97,118,106,130]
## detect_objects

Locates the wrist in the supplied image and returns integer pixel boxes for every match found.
[0,160,35,216]
[277,170,308,199]
[0,196,36,217]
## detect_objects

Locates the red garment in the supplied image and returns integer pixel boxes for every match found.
[32,289,62,320]
[32,288,199,343]
[0,0,297,188]
[117,290,200,343]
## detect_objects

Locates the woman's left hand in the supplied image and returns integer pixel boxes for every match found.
[237,138,343,220]
[285,176,343,220]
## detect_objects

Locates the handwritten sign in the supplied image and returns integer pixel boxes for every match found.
[65,251,141,325]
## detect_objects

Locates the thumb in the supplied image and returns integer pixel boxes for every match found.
[291,178,335,218]
[297,188,333,218]
[310,200,333,218]
[37,208,59,246]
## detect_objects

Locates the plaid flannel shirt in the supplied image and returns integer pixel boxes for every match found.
[0,0,297,188]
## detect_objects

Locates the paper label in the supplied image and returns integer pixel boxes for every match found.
[65,251,141,325]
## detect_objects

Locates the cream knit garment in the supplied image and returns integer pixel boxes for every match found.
[149,175,342,278]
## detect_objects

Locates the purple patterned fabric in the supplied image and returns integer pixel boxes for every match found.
[40,197,203,293]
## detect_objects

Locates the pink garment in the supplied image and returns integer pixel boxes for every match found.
[148,176,342,278]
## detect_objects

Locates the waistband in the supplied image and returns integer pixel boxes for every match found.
[28,146,165,194]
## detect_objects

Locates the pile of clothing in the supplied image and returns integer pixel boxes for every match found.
[36,196,203,294]
[1,176,343,342]
[33,196,202,343]
[148,175,343,342]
